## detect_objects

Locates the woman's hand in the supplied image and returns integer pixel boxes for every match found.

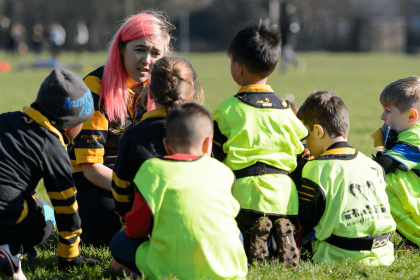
[81,163,113,191]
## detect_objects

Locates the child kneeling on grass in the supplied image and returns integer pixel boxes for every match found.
[112,56,203,227]
[372,76,420,251]
[110,103,247,280]
[297,90,396,266]
[212,19,308,265]
[0,69,99,280]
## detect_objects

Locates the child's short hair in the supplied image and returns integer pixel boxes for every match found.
[297,90,350,138]
[285,100,298,115]
[380,76,420,113]
[166,103,213,148]
[227,18,281,78]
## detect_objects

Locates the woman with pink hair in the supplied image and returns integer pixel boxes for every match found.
[68,10,175,247]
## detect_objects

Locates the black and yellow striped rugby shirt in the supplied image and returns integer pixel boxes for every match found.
[68,66,146,175]
[0,106,82,258]
[112,108,167,224]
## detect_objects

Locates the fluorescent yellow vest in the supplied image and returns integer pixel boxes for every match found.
[303,149,396,265]
[385,123,420,245]
[133,156,247,280]
[212,85,308,214]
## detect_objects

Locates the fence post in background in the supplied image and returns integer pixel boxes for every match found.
[269,0,280,24]
[179,6,190,53]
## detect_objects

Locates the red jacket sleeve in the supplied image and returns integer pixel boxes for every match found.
[125,189,152,238]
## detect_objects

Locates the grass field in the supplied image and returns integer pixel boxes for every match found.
[0,51,419,279]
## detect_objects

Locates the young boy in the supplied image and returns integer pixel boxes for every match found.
[110,103,247,280]
[0,69,99,279]
[297,90,396,265]
[372,76,420,251]
[212,19,308,264]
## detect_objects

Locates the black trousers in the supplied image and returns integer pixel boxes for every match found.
[110,231,149,274]
[236,209,299,258]
[0,198,54,256]
[74,176,122,248]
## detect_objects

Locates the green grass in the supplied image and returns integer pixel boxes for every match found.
[0,51,420,279]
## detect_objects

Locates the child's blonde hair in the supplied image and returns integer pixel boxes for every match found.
[380,76,420,113]
[148,56,203,113]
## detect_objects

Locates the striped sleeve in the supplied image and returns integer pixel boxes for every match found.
[298,176,326,237]
[112,130,139,225]
[70,69,108,167]
[43,136,82,258]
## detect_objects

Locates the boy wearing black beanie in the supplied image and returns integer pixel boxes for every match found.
[0,69,99,280]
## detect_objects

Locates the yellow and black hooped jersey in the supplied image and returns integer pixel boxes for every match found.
[0,106,82,258]
[112,108,167,224]
[68,66,146,175]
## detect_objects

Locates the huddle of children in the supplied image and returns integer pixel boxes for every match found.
[0,18,419,280]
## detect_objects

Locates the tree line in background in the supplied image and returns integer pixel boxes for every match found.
[0,0,419,54]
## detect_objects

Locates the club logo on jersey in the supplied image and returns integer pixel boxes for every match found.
[256,98,272,107]
[23,117,33,124]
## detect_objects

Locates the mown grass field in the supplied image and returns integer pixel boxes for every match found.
[0,51,419,279]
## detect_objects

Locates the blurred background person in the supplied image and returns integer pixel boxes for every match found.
[280,1,305,74]
[32,24,44,60]
[49,23,66,59]
[74,22,89,63]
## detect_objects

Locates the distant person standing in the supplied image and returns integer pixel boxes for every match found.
[280,2,305,74]
[32,24,44,58]
[49,23,66,58]
[75,22,89,63]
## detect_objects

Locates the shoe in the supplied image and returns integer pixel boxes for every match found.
[394,240,419,253]
[274,218,299,266]
[248,216,272,263]
[0,244,27,280]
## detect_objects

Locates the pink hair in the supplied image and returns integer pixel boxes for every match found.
[100,12,171,124]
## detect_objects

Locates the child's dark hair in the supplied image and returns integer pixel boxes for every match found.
[297,90,350,138]
[147,56,203,113]
[285,100,298,115]
[166,103,213,149]
[380,76,420,113]
[227,18,281,78]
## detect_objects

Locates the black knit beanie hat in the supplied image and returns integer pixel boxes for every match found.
[35,69,94,129]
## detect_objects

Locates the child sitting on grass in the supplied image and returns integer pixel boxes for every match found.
[297,90,396,265]
[112,56,202,226]
[0,69,99,280]
[372,76,420,251]
[110,103,247,280]
[212,19,308,265]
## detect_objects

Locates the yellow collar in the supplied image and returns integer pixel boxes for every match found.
[320,148,356,157]
[237,84,274,94]
[141,108,167,122]
[22,106,66,147]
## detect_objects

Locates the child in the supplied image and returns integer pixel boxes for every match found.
[297,90,396,265]
[0,69,99,279]
[372,76,420,251]
[112,56,203,225]
[110,103,247,280]
[212,19,308,264]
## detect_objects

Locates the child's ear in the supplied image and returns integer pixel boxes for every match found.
[314,124,325,139]
[234,62,243,76]
[163,138,174,155]
[409,109,419,123]
[202,135,213,157]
